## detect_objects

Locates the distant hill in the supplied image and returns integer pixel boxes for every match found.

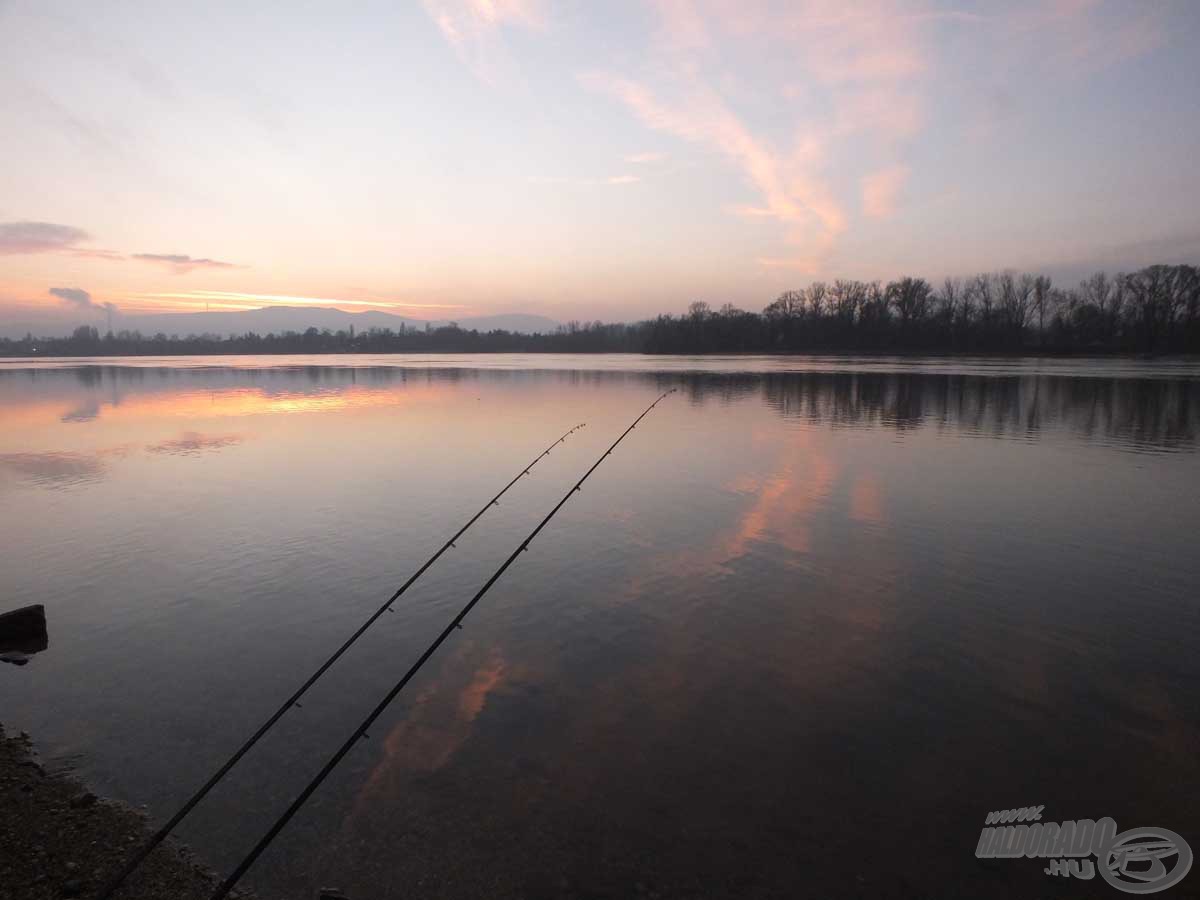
[0,306,560,338]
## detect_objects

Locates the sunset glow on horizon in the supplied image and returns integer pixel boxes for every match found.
[2,0,1198,333]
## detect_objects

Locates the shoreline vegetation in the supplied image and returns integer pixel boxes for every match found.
[0,723,251,900]
[3,265,1198,359]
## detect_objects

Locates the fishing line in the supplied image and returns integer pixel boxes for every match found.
[210,390,675,899]
[99,423,586,899]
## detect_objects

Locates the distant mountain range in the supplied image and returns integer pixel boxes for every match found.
[0,306,560,339]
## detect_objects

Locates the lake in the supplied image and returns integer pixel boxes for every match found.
[1,354,1198,899]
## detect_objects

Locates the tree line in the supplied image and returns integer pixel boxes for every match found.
[4,264,1197,357]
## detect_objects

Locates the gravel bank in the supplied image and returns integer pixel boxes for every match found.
[0,723,252,900]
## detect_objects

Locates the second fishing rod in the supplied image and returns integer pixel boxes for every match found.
[209,389,676,899]
[98,422,585,900]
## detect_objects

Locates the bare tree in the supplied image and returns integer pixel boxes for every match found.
[806,281,828,319]
[998,271,1033,337]
[1081,271,1112,310]
[972,274,996,330]
[938,277,960,318]
[763,291,803,319]
[1125,266,1175,351]
[830,280,866,325]
[857,281,888,334]
[1180,265,1200,344]
[1032,275,1052,339]
[1109,273,1128,343]
[886,276,933,329]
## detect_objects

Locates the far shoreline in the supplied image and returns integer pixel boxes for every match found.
[2,348,1198,361]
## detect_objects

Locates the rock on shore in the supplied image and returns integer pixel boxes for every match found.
[0,723,251,900]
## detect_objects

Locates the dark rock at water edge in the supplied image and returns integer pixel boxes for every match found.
[0,604,47,643]
[0,604,49,664]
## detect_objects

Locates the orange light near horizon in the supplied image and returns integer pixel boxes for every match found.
[120,300,259,312]
[100,385,451,420]
[0,383,454,430]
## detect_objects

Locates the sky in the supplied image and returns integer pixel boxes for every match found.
[2,0,1199,330]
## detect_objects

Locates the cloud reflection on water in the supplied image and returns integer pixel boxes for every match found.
[0,451,110,487]
[144,432,244,455]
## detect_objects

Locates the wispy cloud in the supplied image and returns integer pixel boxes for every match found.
[0,221,90,255]
[132,253,239,273]
[861,165,910,220]
[1002,0,1166,73]
[577,0,937,271]
[580,1,1167,273]
[625,151,667,164]
[607,175,640,185]
[581,68,849,272]
[955,1,1167,140]
[421,0,544,84]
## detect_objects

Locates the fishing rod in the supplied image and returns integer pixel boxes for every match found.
[209,389,675,899]
[98,422,586,900]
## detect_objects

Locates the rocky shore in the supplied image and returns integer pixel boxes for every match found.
[0,723,250,900]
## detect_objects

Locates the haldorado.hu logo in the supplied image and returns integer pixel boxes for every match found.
[976,806,1192,894]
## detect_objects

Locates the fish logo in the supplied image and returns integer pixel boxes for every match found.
[1099,828,1192,894]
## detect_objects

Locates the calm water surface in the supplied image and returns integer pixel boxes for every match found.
[1,355,1198,899]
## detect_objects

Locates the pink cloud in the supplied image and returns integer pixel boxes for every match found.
[426,0,1167,275]
[953,2,1165,143]
[832,87,924,142]
[581,70,847,270]
[861,165,910,220]
[653,0,713,52]
[580,0,931,270]
[0,221,90,255]
[1004,0,1165,71]
[421,0,544,83]
[132,253,239,274]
